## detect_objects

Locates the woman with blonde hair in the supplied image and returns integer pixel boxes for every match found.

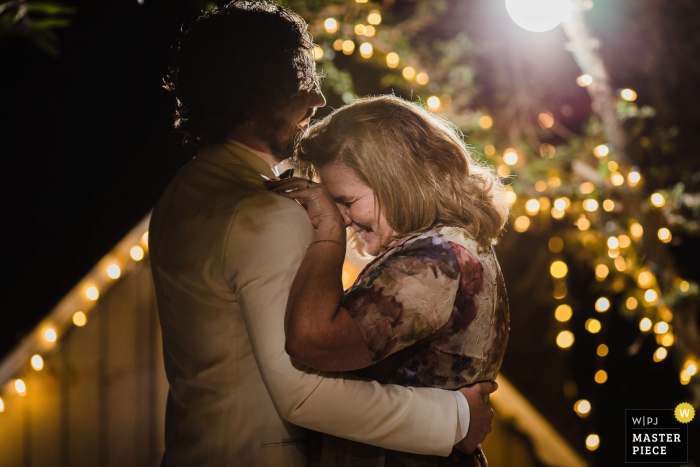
[265,95,510,466]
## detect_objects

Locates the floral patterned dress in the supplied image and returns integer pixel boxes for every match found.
[311,225,510,467]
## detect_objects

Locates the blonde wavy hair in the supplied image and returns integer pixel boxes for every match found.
[296,95,510,252]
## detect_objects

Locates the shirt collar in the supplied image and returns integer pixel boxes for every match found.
[225,139,295,178]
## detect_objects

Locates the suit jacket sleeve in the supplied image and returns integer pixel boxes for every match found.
[224,193,459,456]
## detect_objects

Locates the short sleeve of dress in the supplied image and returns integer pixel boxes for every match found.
[342,235,461,362]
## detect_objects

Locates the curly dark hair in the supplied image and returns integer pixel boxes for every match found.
[164,0,319,146]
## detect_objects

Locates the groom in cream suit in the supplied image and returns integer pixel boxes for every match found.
[150,2,496,465]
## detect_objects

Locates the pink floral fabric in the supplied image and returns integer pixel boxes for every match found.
[312,226,510,467]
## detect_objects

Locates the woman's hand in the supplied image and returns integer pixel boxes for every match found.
[265,177,346,234]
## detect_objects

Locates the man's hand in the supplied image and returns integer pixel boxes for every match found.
[455,381,497,454]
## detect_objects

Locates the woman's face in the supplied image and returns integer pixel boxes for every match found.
[318,161,396,256]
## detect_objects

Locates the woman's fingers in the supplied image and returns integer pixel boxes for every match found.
[264,177,311,192]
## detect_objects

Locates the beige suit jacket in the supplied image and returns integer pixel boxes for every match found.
[149,141,459,466]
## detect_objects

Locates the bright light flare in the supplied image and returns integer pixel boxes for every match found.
[31,354,44,371]
[577,74,593,87]
[586,434,600,451]
[506,0,572,32]
[45,328,57,342]
[427,96,440,110]
[324,18,338,33]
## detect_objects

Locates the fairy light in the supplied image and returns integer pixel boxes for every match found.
[538,112,554,129]
[658,228,672,243]
[402,66,416,80]
[15,379,26,396]
[324,18,338,33]
[637,271,652,288]
[354,24,366,35]
[595,264,609,280]
[627,297,638,310]
[31,354,44,371]
[585,318,601,333]
[550,261,568,278]
[628,171,641,186]
[681,370,691,385]
[525,199,540,215]
[535,181,547,192]
[86,286,99,300]
[577,74,593,87]
[654,321,669,334]
[107,264,121,279]
[312,46,324,61]
[539,197,551,210]
[505,190,516,203]
[586,434,600,451]
[503,149,518,165]
[557,331,574,348]
[602,199,615,211]
[427,96,440,110]
[608,248,619,258]
[484,145,496,156]
[554,282,567,299]
[554,198,568,211]
[597,344,609,357]
[661,334,674,347]
[583,199,599,211]
[595,370,608,384]
[479,116,493,129]
[342,40,355,55]
[142,231,148,245]
[574,399,591,417]
[618,235,631,248]
[651,193,665,207]
[555,304,572,322]
[611,172,625,186]
[548,176,561,188]
[687,361,697,376]
[653,347,667,362]
[607,161,618,171]
[386,52,399,68]
[45,328,57,342]
[620,88,637,101]
[576,216,590,231]
[0,397,3,412]
[548,237,564,253]
[639,317,652,332]
[645,289,658,304]
[333,39,343,51]
[680,281,690,292]
[365,25,376,36]
[73,311,87,327]
[579,182,595,194]
[514,216,530,232]
[367,10,381,25]
[595,297,610,312]
[630,223,643,238]
[593,145,609,157]
[607,237,619,249]
[359,42,373,58]
[130,246,144,261]
[416,73,429,85]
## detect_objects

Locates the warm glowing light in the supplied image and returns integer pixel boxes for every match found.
[650,193,665,207]
[595,264,609,280]
[575,399,591,416]
[593,145,609,157]
[630,223,643,238]
[73,311,87,327]
[402,66,416,80]
[637,271,653,288]
[540,143,555,157]
[131,246,144,261]
[525,199,540,215]
[505,190,517,203]
[658,228,672,243]
[555,304,572,322]
[595,297,610,312]
[644,289,658,303]
[15,379,26,396]
[597,344,609,357]
[577,74,593,87]
[586,318,601,333]
[610,172,625,186]
[602,199,615,212]
[618,235,630,248]
[548,176,561,188]
[342,40,355,55]
[479,116,493,129]
[661,334,674,347]
[503,150,518,165]
[628,171,641,186]
[627,297,638,310]
[539,197,551,210]
[333,39,344,51]
[367,10,381,25]
[514,216,530,232]
[550,261,568,278]
[640,317,652,332]
[107,264,121,279]
[654,321,669,334]
[354,24,366,35]
[365,25,376,36]
[595,370,608,384]
[607,248,619,258]
[484,145,496,156]
[500,165,512,178]
[87,286,99,300]
[324,18,338,33]
[586,434,600,451]
[427,96,440,110]
[608,161,619,171]
[583,199,599,212]
[687,363,697,376]
[576,216,590,231]
[312,46,324,61]
[653,347,667,362]
[505,0,572,32]
[45,328,57,342]
[549,237,563,253]
[359,42,373,58]
[0,397,3,412]
[535,181,547,192]
[416,72,429,85]
[579,182,595,194]
[538,112,554,128]
[614,256,627,271]
[386,52,399,68]
[142,231,148,245]
[551,208,565,219]
[557,331,574,348]
[554,198,567,211]
[31,354,44,371]
[620,88,637,101]
[680,281,690,292]
[607,237,619,249]
[553,282,567,299]
[356,0,368,3]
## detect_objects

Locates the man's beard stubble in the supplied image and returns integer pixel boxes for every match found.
[253,113,300,163]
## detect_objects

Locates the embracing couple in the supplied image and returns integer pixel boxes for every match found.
[150,1,510,466]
